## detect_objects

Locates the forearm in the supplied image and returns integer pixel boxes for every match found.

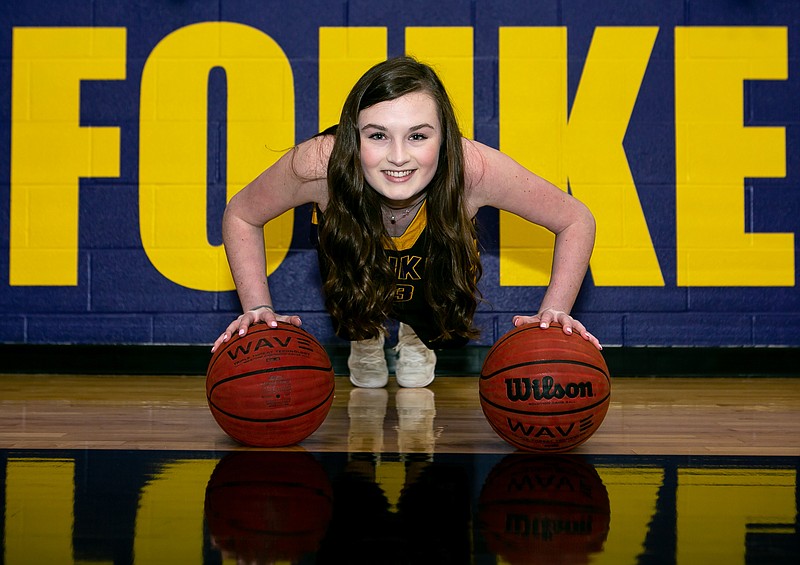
[222,209,273,312]
[538,215,595,315]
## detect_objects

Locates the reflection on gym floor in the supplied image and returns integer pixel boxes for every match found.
[3,379,799,563]
[3,452,798,563]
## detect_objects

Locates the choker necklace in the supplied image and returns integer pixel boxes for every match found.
[383,195,426,225]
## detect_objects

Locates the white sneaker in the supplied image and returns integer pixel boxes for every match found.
[348,334,389,388]
[395,323,436,388]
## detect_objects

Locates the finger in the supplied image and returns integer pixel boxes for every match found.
[237,315,254,335]
[272,314,301,327]
[570,322,602,350]
[512,315,538,327]
[261,311,279,328]
[211,328,233,352]
[559,315,581,336]
[584,332,603,350]
[538,311,555,328]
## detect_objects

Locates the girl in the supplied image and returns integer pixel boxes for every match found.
[212,56,600,388]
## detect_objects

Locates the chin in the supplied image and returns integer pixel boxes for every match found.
[384,184,427,200]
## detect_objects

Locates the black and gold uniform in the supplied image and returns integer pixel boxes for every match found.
[313,202,469,349]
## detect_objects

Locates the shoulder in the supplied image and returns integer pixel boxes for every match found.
[462,138,505,211]
[276,132,334,208]
[292,132,335,182]
[460,137,571,223]
[231,132,334,220]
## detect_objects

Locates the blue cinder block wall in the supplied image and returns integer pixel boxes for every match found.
[1,1,798,348]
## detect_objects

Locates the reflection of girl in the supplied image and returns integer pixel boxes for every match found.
[213,56,600,388]
[316,459,472,565]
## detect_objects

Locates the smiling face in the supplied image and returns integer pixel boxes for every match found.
[358,91,442,207]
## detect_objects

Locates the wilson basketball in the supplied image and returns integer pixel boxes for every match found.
[479,324,610,452]
[206,322,335,447]
[205,451,333,561]
[478,454,610,564]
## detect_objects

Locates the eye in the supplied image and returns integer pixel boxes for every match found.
[367,132,387,140]
[409,133,428,141]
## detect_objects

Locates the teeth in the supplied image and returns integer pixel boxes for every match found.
[385,170,413,178]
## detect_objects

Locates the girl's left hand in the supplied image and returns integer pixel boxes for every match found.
[512,309,602,350]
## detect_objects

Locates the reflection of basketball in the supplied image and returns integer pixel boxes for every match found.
[479,324,610,452]
[205,451,333,562]
[478,455,610,565]
[206,322,335,447]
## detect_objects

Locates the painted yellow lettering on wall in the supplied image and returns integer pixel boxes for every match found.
[318,26,474,139]
[139,22,294,291]
[498,27,664,286]
[406,27,474,139]
[675,27,793,286]
[8,24,795,292]
[10,27,125,285]
[319,27,387,131]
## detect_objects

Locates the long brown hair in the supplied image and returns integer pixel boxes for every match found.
[319,56,482,343]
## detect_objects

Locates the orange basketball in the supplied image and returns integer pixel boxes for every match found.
[204,451,333,561]
[206,322,335,447]
[479,324,610,452]
[478,454,610,564]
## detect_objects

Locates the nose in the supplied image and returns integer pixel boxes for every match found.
[387,138,409,166]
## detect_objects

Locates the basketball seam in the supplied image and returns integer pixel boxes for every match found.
[480,358,610,382]
[207,479,330,497]
[480,498,602,511]
[208,322,328,373]
[207,364,334,396]
[486,324,550,354]
[208,384,335,423]
[502,435,586,451]
[479,391,611,416]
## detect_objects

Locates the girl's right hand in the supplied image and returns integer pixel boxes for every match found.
[211,306,302,352]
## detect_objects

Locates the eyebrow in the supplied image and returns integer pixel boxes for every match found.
[360,123,436,132]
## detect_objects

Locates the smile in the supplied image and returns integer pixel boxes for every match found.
[383,169,414,178]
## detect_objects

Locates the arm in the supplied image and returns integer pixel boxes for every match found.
[211,135,331,352]
[464,139,601,349]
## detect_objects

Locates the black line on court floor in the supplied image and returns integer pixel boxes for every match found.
[1,343,799,377]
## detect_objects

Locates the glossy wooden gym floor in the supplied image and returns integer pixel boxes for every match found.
[1,373,799,563]
[1,374,799,454]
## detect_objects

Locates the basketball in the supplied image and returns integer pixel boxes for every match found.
[478,454,610,564]
[206,322,335,447]
[479,324,610,452]
[205,451,333,561]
